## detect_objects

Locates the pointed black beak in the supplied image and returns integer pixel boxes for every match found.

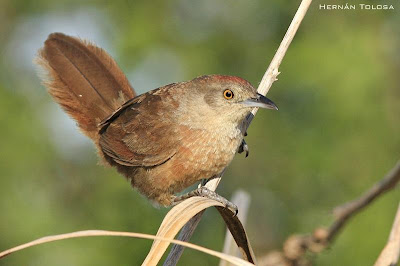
[241,93,278,110]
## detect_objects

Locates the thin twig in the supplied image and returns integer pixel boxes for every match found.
[260,159,400,265]
[164,1,313,264]
[329,160,400,242]
[375,203,400,266]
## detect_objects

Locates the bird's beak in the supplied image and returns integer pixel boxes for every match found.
[241,93,278,110]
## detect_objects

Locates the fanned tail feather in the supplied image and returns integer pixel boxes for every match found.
[35,32,136,141]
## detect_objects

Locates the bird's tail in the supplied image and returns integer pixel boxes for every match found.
[36,32,136,143]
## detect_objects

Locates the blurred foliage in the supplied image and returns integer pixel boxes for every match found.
[0,0,399,265]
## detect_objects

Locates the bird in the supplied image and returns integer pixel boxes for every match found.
[36,32,277,212]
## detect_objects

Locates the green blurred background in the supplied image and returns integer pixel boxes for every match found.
[0,0,399,265]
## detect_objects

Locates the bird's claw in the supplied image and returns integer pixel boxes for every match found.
[238,139,249,158]
[173,187,238,217]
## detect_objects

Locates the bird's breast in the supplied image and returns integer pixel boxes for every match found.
[168,123,243,189]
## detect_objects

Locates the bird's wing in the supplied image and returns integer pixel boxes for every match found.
[98,88,181,167]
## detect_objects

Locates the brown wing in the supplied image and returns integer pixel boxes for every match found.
[98,88,181,167]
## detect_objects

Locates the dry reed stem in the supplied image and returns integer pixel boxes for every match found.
[0,230,252,266]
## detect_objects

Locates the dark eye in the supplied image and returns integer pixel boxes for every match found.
[223,89,234,100]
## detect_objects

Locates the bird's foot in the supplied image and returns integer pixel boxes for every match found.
[173,187,238,216]
[238,139,249,158]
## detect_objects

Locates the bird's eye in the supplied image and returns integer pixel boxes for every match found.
[223,89,234,100]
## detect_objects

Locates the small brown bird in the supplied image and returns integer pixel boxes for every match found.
[36,33,277,211]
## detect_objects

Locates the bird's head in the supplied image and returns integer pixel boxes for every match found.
[180,75,277,127]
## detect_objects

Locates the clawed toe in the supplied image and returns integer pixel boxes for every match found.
[173,187,239,216]
[224,201,238,217]
[238,139,249,158]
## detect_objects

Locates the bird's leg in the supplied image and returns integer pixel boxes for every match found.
[173,187,238,216]
[238,138,249,158]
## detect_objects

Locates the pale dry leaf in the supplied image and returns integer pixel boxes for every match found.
[143,196,255,265]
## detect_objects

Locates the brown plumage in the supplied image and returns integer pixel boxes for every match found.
[36,33,135,141]
[36,33,277,207]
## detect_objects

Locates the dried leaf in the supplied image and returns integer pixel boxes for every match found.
[143,196,255,265]
[220,190,252,266]
[217,207,256,264]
